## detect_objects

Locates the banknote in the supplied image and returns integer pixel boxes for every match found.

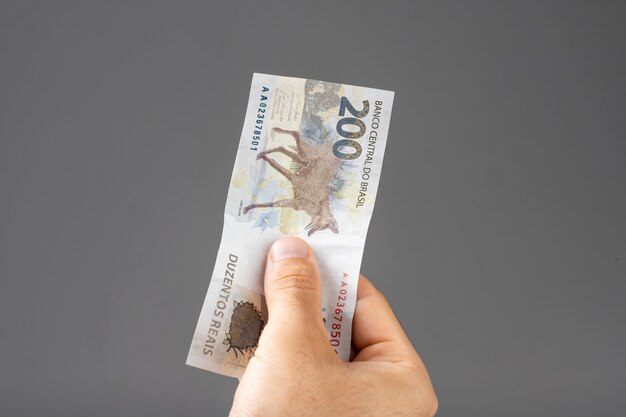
[187,73,394,377]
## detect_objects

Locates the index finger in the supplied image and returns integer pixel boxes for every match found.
[351,274,423,365]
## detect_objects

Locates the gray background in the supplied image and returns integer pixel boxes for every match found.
[1,1,625,416]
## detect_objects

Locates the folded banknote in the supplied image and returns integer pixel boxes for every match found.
[187,73,394,377]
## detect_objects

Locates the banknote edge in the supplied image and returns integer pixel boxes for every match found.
[253,72,395,96]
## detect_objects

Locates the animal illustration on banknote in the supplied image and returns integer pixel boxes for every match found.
[223,300,265,357]
[243,126,347,236]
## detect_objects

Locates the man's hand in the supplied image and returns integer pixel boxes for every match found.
[230,237,438,417]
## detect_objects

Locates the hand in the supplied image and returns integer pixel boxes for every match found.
[229,237,438,417]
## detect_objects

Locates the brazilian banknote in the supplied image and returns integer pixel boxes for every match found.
[187,73,394,377]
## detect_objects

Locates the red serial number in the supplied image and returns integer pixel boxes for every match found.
[330,274,350,353]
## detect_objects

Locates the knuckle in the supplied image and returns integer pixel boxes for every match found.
[416,383,438,417]
[427,393,439,416]
[269,266,318,292]
[402,366,438,416]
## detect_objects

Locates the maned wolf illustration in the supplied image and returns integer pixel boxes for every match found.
[243,127,341,236]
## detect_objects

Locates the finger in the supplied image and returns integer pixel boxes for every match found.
[258,237,331,356]
[351,274,423,364]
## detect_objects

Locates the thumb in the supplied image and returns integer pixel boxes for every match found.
[259,237,331,357]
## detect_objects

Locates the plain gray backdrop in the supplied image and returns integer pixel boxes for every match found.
[1,1,625,416]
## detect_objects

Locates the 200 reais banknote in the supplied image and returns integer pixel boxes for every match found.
[187,73,394,378]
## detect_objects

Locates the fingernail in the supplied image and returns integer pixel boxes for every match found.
[271,237,309,262]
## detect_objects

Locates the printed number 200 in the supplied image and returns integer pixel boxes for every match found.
[333,97,370,160]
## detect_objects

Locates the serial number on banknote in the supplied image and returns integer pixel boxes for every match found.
[329,274,350,352]
[250,87,270,151]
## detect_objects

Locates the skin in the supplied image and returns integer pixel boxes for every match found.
[229,237,438,417]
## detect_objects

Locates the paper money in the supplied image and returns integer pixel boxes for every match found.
[187,73,394,377]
